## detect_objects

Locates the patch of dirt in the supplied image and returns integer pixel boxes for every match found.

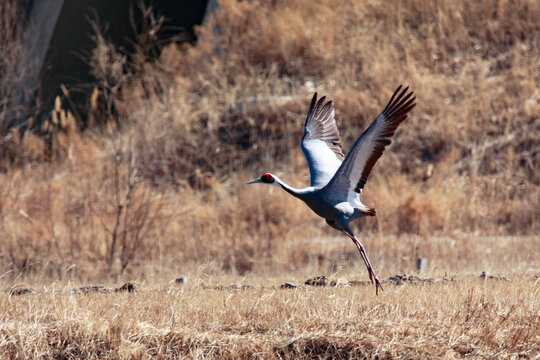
[75,285,110,294]
[73,283,136,294]
[387,274,457,285]
[202,284,253,291]
[280,282,298,289]
[9,273,535,297]
[479,271,509,281]
[387,274,435,285]
[9,288,32,296]
[115,282,136,292]
[6,283,136,296]
[304,276,337,287]
[282,274,456,289]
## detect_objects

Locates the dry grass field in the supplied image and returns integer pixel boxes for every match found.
[0,0,539,358]
[1,271,539,359]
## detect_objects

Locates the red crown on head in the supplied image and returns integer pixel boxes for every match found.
[261,173,274,183]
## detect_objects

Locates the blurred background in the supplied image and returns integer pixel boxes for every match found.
[0,0,538,282]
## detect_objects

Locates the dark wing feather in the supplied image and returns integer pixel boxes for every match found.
[325,85,416,200]
[302,93,345,161]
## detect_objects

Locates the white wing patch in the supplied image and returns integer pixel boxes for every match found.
[301,93,344,188]
[301,138,342,187]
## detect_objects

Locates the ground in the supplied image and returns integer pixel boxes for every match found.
[2,236,538,359]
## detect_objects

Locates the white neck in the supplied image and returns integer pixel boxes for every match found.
[272,176,312,200]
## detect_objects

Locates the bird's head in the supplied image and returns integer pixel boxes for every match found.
[246,173,278,186]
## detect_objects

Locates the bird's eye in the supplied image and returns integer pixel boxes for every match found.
[261,174,274,183]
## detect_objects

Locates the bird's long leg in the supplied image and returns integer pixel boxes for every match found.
[343,232,373,283]
[343,232,384,295]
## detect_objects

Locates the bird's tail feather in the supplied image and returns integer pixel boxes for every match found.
[363,207,376,216]
[356,207,376,217]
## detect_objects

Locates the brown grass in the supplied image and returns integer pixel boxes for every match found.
[0,0,537,278]
[0,0,539,357]
[1,275,539,359]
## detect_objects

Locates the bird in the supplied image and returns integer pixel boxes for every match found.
[247,85,416,295]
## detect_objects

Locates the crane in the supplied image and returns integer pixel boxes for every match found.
[247,85,416,294]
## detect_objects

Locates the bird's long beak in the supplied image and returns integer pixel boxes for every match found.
[246,178,262,184]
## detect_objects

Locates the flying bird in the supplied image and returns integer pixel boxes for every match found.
[247,85,416,294]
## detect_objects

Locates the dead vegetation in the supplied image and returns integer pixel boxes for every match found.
[1,275,538,359]
[0,0,538,281]
[0,0,539,356]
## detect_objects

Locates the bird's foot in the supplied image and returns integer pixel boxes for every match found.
[369,268,384,295]
[367,271,374,284]
[374,274,384,295]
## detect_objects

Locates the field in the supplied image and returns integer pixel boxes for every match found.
[1,236,538,359]
[0,0,539,358]
[1,270,539,359]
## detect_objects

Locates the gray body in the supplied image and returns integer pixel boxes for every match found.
[279,183,366,230]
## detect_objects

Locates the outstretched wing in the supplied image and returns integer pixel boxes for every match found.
[324,85,416,203]
[301,93,345,187]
